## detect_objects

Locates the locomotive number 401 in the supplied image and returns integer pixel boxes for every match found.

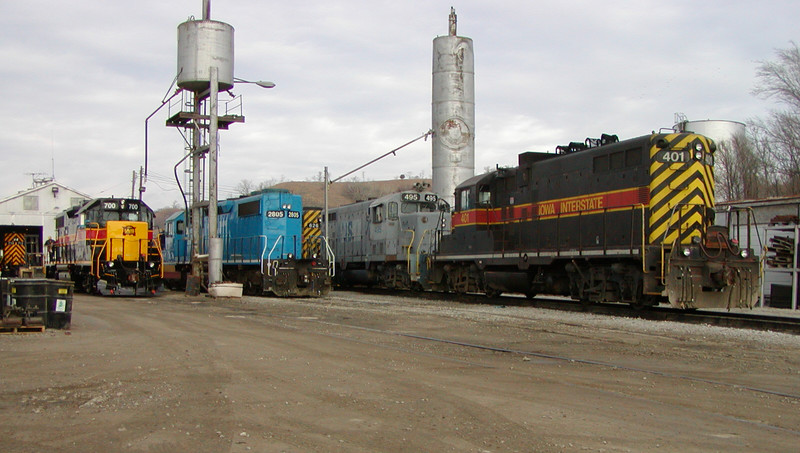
[655,150,690,164]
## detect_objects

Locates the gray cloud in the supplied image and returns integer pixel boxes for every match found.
[1,0,797,209]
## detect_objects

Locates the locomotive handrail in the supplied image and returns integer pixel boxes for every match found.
[150,236,164,278]
[661,202,706,244]
[638,204,647,274]
[266,235,284,277]
[258,235,268,275]
[319,236,335,277]
[93,239,108,279]
[403,229,415,277]
[659,202,708,280]
[416,228,436,277]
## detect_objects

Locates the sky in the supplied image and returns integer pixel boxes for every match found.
[1,0,798,209]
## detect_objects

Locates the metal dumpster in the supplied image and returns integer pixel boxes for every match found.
[3,279,74,329]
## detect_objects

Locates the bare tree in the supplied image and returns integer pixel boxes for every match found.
[235,179,256,196]
[752,42,800,196]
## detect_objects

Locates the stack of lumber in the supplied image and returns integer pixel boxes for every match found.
[767,235,795,268]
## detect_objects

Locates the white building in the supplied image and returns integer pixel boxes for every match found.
[716,196,800,309]
[0,181,91,264]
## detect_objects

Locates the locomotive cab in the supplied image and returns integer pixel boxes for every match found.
[50,198,163,295]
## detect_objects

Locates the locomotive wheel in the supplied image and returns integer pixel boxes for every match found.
[82,275,96,294]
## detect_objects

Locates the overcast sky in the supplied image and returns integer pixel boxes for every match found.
[1,0,798,209]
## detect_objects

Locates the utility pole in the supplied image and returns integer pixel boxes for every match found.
[131,170,137,199]
[208,66,222,285]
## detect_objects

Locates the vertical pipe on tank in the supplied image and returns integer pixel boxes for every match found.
[203,0,210,21]
[209,66,222,284]
[432,7,475,209]
[191,92,203,279]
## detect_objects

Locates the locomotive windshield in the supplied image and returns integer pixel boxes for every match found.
[401,201,437,213]
[82,199,153,227]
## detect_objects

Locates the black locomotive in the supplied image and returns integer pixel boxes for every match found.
[421,132,759,308]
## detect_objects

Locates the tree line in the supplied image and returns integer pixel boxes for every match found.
[716,42,800,201]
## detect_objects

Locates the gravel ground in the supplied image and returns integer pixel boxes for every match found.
[1,290,799,452]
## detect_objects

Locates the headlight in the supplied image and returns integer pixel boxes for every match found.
[107,261,114,268]
[287,253,294,260]
[148,261,156,268]
[694,150,703,160]
[694,142,704,152]
[740,250,749,259]
[683,247,692,257]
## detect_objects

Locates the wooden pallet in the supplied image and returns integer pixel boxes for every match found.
[0,325,45,334]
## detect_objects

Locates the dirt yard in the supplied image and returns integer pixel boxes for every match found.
[1,290,799,452]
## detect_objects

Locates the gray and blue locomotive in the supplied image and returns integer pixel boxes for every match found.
[327,187,449,290]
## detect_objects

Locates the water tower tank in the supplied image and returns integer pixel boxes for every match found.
[432,8,475,209]
[177,19,235,92]
[674,119,745,144]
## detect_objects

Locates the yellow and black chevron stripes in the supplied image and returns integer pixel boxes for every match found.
[648,133,715,245]
[2,232,27,267]
[302,209,322,258]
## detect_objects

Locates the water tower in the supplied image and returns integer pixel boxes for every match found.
[432,8,475,209]
[166,0,245,288]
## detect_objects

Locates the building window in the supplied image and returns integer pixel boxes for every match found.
[23,196,39,211]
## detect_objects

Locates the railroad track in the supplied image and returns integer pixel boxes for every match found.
[340,287,800,335]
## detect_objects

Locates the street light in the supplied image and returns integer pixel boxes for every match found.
[233,77,276,89]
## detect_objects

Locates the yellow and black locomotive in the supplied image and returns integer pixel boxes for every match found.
[425,132,760,309]
[49,198,163,295]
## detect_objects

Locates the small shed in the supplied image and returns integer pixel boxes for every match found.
[716,196,800,309]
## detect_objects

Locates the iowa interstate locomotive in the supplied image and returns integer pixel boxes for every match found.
[48,198,163,295]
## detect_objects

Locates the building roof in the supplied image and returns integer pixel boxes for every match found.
[0,181,92,205]
[716,195,800,209]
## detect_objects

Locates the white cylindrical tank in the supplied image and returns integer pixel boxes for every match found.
[177,19,235,92]
[432,8,475,209]
[674,119,746,144]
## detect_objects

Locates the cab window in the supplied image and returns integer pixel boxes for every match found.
[388,202,399,220]
[477,185,491,207]
[458,188,473,211]
[372,204,384,223]
[401,202,417,214]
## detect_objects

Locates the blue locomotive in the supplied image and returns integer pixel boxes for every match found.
[162,189,332,297]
